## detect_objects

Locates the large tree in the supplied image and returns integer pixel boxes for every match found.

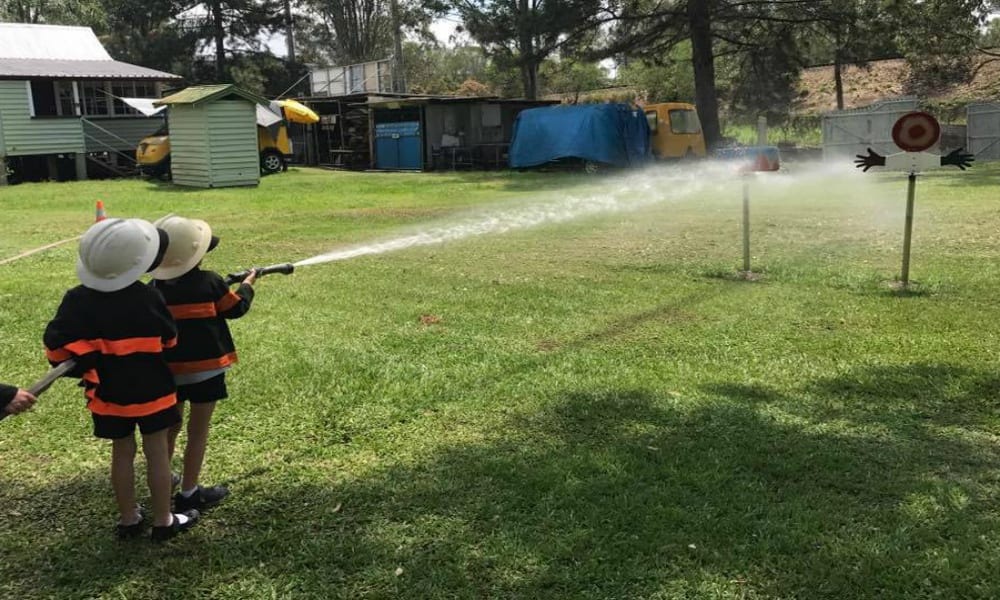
[446,0,610,99]
[605,0,831,149]
[796,0,898,110]
[882,0,999,94]
[178,1,283,81]
[88,0,201,77]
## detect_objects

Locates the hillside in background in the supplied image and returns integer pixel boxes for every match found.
[797,57,1000,116]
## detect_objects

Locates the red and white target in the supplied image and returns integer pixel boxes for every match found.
[891,112,941,152]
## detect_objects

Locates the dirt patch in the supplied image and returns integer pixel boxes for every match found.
[797,56,1000,115]
[419,314,443,326]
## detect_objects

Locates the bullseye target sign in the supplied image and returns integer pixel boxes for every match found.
[891,112,941,152]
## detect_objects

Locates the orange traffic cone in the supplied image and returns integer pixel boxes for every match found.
[95,200,106,222]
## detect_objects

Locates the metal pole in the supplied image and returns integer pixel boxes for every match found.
[742,176,751,273]
[900,173,916,287]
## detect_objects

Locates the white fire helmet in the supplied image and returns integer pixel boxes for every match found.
[76,218,161,292]
[150,214,213,280]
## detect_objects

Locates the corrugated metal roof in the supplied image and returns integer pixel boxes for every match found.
[0,58,181,80]
[0,23,180,79]
[155,84,268,107]
[0,23,111,60]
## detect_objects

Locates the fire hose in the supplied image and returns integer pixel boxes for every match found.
[224,263,295,285]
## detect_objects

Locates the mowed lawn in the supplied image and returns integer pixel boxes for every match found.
[1,164,1000,599]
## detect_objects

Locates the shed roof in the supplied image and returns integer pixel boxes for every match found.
[364,95,559,108]
[155,84,269,107]
[0,23,180,80]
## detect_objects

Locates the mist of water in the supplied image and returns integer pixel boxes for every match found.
[295,163,739,267]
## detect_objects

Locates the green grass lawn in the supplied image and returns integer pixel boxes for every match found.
[2,164,1000,599]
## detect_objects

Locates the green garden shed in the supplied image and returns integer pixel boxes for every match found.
[154,84,267,188]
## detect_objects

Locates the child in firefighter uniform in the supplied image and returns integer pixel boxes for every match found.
[150,215,256,513]
[44,218,199,541]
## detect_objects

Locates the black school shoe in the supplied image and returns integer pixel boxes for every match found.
[174,485,229,512]
[116,506,146,540]
[150,510,200,542]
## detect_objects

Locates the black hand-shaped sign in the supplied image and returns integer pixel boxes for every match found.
[854,148,886,172]
[940,147,975,170]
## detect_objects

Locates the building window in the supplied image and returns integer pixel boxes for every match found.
[76,81,159,117]
[55,81,77,115]
[80,81,109,116]
[29,81,78,116]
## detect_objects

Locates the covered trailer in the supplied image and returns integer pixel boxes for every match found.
[508,103,651,170]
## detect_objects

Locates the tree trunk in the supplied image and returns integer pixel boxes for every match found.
[834,55,844,110]
[390,0,406,92]
[518,0,537,99]
[833,31,844,110]
[284,0,296,64]
[687,0,721,150]
[211,1,226,81]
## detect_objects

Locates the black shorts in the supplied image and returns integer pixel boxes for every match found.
[92,405,181,440]
[176,374,228,404]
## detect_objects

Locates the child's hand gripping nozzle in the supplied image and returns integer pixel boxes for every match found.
[224,263,295,286]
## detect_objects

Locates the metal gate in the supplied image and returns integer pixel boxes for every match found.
[374,121,422,170]
[822,97,919,161]
[967,102,1000,162]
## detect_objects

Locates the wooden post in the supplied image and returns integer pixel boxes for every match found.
[75,153,88,182]
[900,173,916,287]
[757,115,767,146]
[742,176,751,273]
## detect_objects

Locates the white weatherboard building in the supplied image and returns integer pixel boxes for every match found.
[0,23,181,184]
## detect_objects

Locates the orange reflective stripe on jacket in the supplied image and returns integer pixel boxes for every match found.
[215,291,242,313]
[61,336,168,357]
[86,390,177,417]
[45,346,73,362]
[168,302,217,320]
[163,336,178,349]
[168,351,238,375]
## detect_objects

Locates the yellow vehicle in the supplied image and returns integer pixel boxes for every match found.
[137,99,319,177]
[643,102,706,159]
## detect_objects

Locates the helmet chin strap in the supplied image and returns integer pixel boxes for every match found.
[148,228,170,272]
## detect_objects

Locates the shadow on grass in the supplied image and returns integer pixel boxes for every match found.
[6,378,1000,599]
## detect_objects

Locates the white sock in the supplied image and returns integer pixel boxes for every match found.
[172,512,191,526]
[180,486,198,498]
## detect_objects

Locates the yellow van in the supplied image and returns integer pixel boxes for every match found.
[644,102,706,159]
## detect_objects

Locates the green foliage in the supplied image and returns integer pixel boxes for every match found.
[538,58,609,96]
[885,0,996,94]
[0,0,99,23]
[727,23,802,122]
[616,43,696,103]
[403,42,495,94]
[447,0,607,97]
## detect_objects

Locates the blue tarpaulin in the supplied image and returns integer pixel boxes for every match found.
[509,103,652,168]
